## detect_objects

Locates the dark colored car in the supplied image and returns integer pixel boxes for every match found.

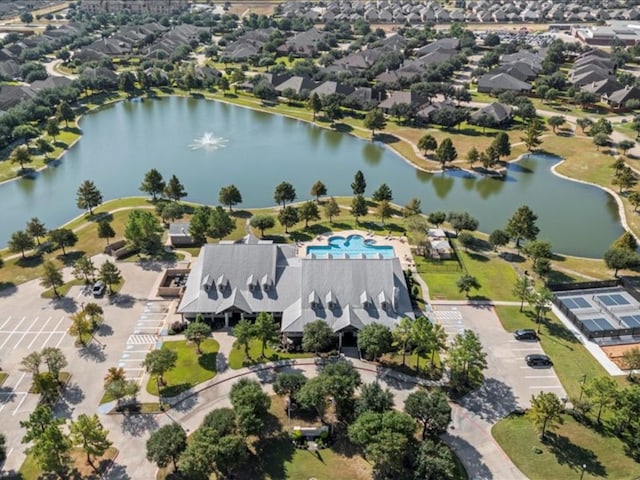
[514,329,538,341]
[92,281,106,297]
[525,354,553,367]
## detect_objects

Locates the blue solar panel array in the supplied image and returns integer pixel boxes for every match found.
[581,317,614,332]
[595,294,631,307]
[560,297,590,309]
[620,315,640,328]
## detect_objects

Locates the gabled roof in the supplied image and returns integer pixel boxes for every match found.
[470,102,513,123]
[477,72,532,92]
[581,78,624,96]
[379,90,426,109]
[606,85,640,106]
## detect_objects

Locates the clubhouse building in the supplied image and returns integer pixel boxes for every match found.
[177,240,414,346]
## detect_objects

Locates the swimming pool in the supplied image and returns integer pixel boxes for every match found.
[306,234,395,259]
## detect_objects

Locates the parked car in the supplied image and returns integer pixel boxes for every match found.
[525,354,553,367]
[92,281,106,297]
[514,329,538,341]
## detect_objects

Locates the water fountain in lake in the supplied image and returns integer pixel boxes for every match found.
[189,131,228,151]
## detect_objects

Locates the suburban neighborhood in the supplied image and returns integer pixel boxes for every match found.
[1,1,640,479]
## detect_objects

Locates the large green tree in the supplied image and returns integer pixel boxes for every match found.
[273,181,297,206]
[164,174,187,201]
[26,217,47,245]
[233,318,254,360]
[76,180,103,215]
[218,184,242,211]
[143,349,177,394]
[404,389,451,440]
[98,260,121,294]
[139,169,165,200]
[604,247,640,276]
[456,273,481,298]
[356,381,394,416]
[253,312,279,358]
[208,206,235,240]
[413,439,457,480]
[9,230,35,259]
[351,170,367,195]
[70,414,112,469]
[229,378,271,437]
[302,319,335,353]
[146,423,187,470]
[324,196,341,223]
[298,200,320,228]
[185,319,212,355]
[40,261,64,297]
[435,138,457,169]
[97,220,115,245]
[278,205,299,233]
[249,214,275,237]
[448,329,487,391]
[357,323,394,361]
[124,209,163,254]
[506,205,540,248]
[310,180,327,202]
[584,376,618,424]
[49,228,78,256]
[527,391,564,440]
[393,317,414,366]
[521,117,545,151]
[363,108,386,140]
[351,195,368,224]
[11,145,32,170]
[273,372,307,399]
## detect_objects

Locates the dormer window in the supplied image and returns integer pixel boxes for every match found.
[247,274,255,291]
[261,274,272,291]
[201,274,213,291]
[326,290,337,309]
[216,274,227,292]
[309,290,319,309]
[379,291,389,310]
[361,290,370,309]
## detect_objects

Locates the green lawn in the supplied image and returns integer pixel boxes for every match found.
[0,371,7,386]
[417,239,519,301]
[380,351,443,379]
[146,338,219,397]
[41,278,85,298]
[228,339,313,369]
[494,306,627,400]
[493,413,640,480]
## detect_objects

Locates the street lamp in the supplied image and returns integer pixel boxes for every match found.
[579,463,587,480]
[578,374,587,402]
[519,270,529,312]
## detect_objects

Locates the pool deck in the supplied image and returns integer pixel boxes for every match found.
[296,229,415,270]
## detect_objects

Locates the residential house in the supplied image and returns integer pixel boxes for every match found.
[605,85,640,109]
[379,90,426,112]
[427,228,453,259]
[277,28,326,58]
[581,78,624,98]
[469,102,514,125]
[477,72,532,94]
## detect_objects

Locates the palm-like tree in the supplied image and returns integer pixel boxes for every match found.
[426,322,448,366]
[104,367,126,386]
[393,317,414,366]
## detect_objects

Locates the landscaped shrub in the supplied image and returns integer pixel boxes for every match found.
[169,321,187,335]
[291,430,305,448]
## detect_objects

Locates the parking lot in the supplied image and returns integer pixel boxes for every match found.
[0,314,72,352]
[433,304,565,409]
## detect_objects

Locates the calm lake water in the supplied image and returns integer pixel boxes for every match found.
[1,96,623,257]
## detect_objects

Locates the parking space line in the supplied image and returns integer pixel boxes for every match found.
[13,317,40,349]
[14,372,27,391]
[0,316,12,331]
[41,317,64,348]
[12,392,28,416]
[54,332,66,348]
[0,316,26,350]
[28,316,52,349]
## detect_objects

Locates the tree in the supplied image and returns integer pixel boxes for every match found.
[146,423,187,470]
[619,139,635,155]
[413,438,457,480]
[208,206,235,240]
[98,260,121,294]
[403,198,422,217]
[321,360,362,419]
[69,310,93,346]
[36,138,53,159]
[185,320,212,355]
[0,433,5,465]
[124,210,163,254]
[157,201,184,225]
[139,169,165,201]
[324,197,341,223]
[143,349,178,394]
[164,174,187,201]
[513,275,534,313]
[527,391,564,440]
[219,184,242,211]
[356,382,394,415]
[351,195,368,224]
[307,92,322,120]
[273,181,297,207]
[9,230,35,259]
[522,240,553,269]
[298,200,320,228]
[351,170,367,195]
[428,211,447,227]
[250,214,275,237]
[377,200,393,225]
[21,406,70,477]
[506,205,540,248]
[49,228,78,256]
[456,273,480,298]
[278,205,299,234]
[448,329,487,391]
[233,318,254,360]
[466,146,479,167]
[372,183,393,202]
[584,377,618,424]
[70,414,112,469]
[604,247,640,276]
[447,211,478,234]
[457,231,475,251]
[41,347,67,380]
[201,408,236,437]
[357,323,394,361]
[364,108,386,140]
[273,372,307,399]
[56,101,74,127]
[46,119,60,141]
[393,317,414,366]
[254,312,278,358]
[521,117,545,151]
[435,138,457,169]
[593,132,610,151]
[11,146,32,170]
[26,217,47,245]
[418,134,437,155]
[492,132,511,159]
[105,379,139,410]
[629,191,640,212]
[547,115,566,133]
[310,180,327,202]
[613,165,638,193]
[621,348,640,379]
[41,261,63,297]
[230,378,271,436]
[404,389,451,440]
[489,229,509,251]
[97,220,115,245]
[103,367,125,387]
[72,256,96,283]
[76,180,103,215]
[21,351,43,376]
[302,319,335,353]
[297,377,328,420]
[576,117,592,134]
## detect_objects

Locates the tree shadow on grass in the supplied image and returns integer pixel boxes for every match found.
[231,209,252,219]
[290,231,313,242]
[16,254,43,268]
[546,432,606,477]
[254,432,296,480]
[198,352,217,372]
[57,251,85,267]
[159,383,191,398]
[120,412,159,437]
[540,316,579,345]
[467,252,489,262]
[304,224,332,236]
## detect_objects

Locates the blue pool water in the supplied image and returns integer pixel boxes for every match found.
[306,234,395,259]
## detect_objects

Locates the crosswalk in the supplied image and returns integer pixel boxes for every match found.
[127,334,158,345]
[432,308,465,338]
[433,310,463,321]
